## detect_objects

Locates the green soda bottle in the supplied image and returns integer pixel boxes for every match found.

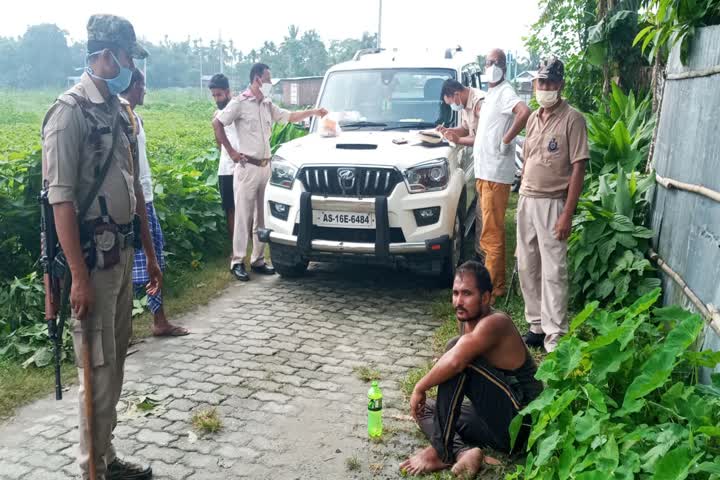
[367,380,383,437]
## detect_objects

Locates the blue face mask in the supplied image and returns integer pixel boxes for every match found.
[86,50,133,96]
[450,103,464,112]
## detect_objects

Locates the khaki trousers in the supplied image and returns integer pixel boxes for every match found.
[475,180,511,297]
[516,196,568,352]
[231,163,271,268]
[72,247,133,480]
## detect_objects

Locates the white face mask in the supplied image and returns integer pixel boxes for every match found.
[485,64,504,84]
[450,103,464,112]
[536,89,560,108]
[260,82,272,98]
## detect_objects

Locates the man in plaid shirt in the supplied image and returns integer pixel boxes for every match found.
[122,69,189,336]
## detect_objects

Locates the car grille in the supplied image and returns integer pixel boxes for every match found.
[298,166,403,197]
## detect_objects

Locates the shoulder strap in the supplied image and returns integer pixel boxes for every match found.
[77,113,122,221]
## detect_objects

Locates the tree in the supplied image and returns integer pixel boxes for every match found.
[328,32,377,65]
[0,37,20,87]
[297,29,328,76]
[18,24,72,88]
[526,0,603,111]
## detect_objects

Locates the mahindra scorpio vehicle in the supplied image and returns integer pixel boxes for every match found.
[259,48,485,284]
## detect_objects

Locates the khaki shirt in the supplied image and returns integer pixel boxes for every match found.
[461,87,485,137]
[520,100,589,198]
[42,73,139,225]
[215,89,290,160]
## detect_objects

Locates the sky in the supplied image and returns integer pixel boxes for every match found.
[0,0,540,58]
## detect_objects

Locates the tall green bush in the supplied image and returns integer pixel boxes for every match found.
[508,290,720,479]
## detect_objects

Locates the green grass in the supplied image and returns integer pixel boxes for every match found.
[346,455,362,472]
[353,365,382,383]
[191,407,222,434]
[0,359,76,421]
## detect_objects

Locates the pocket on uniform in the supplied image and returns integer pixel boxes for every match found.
[72,329,105,368]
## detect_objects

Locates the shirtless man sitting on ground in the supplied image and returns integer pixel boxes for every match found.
[400,260,543,478]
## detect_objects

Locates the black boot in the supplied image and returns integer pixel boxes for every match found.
[107,457,152,480]
[522,331,546,349]
[231,263,249,281]
[251,263,276,275]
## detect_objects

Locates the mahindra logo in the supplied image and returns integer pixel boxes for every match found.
[337,168,356,192]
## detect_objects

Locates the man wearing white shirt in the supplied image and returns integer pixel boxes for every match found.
[208,73,240,242]
[121,69,188,336]
[473,49,531,301]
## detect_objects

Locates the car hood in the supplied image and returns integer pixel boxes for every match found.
[274,131,454,170]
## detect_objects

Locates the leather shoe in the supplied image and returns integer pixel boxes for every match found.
[251,264,276,275]
[231,263,249,281]
[107,457,152,480]
[522,331,546,348]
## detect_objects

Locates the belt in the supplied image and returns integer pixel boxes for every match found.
[244,156,270,167]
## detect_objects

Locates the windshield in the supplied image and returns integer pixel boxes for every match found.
[316,68,457,131]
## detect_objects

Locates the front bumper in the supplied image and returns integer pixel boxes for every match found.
[259,229,449,255]
[259,192,450,257]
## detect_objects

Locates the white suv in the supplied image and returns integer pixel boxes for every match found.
[259,48,485,283]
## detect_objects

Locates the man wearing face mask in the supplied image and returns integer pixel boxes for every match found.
[41,14,159,479]
[517,57,589,353]
[212,63,327,281]
[437,79,485,146]
[473,49,531,302]
[208,73,240,243]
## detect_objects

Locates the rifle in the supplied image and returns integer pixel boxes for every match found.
[39,180,69,400]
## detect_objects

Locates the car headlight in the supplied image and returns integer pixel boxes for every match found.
[270,155,297,189]
[404,158,449,193]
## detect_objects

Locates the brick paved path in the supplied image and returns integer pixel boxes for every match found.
[0,265,444,479]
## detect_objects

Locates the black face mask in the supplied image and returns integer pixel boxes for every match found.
[216,99,230,110]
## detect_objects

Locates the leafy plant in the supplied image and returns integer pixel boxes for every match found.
[508,289,720,479]
[270,122,308,155]
[634,0,720,64]
[569,168,660,306]
[585,83,655,176]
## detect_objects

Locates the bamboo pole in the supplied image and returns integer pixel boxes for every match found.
[666,65,720,80]
[649,249,720,336]
[655,174,720,203]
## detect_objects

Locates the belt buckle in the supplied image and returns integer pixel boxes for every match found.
[261,158,269,167]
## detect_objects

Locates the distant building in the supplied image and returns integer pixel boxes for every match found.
[513,70,538,104]
[273,76,323,107]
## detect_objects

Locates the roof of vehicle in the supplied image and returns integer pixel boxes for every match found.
[327,48,481,74]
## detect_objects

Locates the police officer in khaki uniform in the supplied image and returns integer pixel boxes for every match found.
[42,14,160,480]
[517,57,589,353]
[212,63,327,281]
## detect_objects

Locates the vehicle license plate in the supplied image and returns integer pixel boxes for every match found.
[313,210,376,229]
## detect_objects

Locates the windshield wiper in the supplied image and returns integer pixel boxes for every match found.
[383,122,437,131]
[340,121,388,129]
